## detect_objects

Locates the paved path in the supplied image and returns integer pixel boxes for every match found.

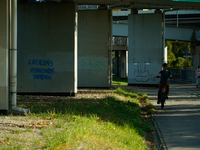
[134,80,200,150]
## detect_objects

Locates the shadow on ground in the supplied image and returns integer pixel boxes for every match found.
[17,89,146,136]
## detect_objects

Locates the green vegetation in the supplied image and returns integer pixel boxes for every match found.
[0,88,154,149]
[112,77,128,86]
[116,87,138,99]
[167,40,193,69]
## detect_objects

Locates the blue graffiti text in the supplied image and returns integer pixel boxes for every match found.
[28,59,53,67]
[30,68,54,74]
[33,74,52,80]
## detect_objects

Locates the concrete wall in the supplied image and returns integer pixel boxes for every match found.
[165,27,194,41]
[17,3,77,95]
[78,10,111,87]
[0,0,9,110]
[113,24,128,36]
[128,13,163,85]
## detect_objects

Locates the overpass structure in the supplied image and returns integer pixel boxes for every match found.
[1,0,200,112]
[112,10,200,78]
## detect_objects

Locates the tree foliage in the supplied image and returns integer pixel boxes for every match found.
[167,41,192,69]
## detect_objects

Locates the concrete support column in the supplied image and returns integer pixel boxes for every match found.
[114,50,127,78]
[193,46,200,69]
[126,51,128,77]
[120,51,126,78]
[17,3,78,96]
[78,10,112,88]
[128,13,164,85]
[164,40,168,63]
[193,53,199,69]
[0,0,9,110]
[114,51,119,77]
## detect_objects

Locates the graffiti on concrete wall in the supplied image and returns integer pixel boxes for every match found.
[133,59,156,82]
[80,58,106,72]
[28,59,54,80]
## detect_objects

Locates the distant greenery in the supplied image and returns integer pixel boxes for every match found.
[112,77,128,86]
[167,40,193,69]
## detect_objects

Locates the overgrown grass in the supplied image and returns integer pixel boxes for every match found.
[112,77,128,86]
[116,87,138,99]
[139,93,155,115]
[0,88,154,150]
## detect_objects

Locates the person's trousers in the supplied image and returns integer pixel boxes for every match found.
[158,81,170,101]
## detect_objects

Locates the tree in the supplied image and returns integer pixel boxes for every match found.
[167,41,176,68]
[167,40,192,69]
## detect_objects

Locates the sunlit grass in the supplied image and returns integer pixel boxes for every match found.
[112,77,128,86]
[0,88,154,149]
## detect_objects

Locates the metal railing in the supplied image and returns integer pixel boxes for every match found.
[78,5,99,10]
[181,70,195,82]
[112,36,128,46]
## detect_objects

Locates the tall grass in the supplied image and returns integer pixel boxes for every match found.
[1,88,153,149]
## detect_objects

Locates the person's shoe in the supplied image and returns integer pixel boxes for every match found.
[157,100,160,104]
[166,96,168,99]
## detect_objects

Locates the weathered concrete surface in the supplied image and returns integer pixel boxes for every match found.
[78,10,111,88]
[134,80,200,150]
[17,3,77,95]
[128,13,163,85]
[0,0,9,110]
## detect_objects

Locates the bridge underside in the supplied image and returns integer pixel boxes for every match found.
[18,0,200,9]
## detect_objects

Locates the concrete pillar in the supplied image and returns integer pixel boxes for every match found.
[17,3,77,96]
[128,13,164,85]
[126,51,128,77]
[164,41,168,63]
[0,0,9,110]
[120,51,126,78]
[78,10,112,87]
[193,53,199,69]
[114,51,119,77]
[193,46,200,69]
